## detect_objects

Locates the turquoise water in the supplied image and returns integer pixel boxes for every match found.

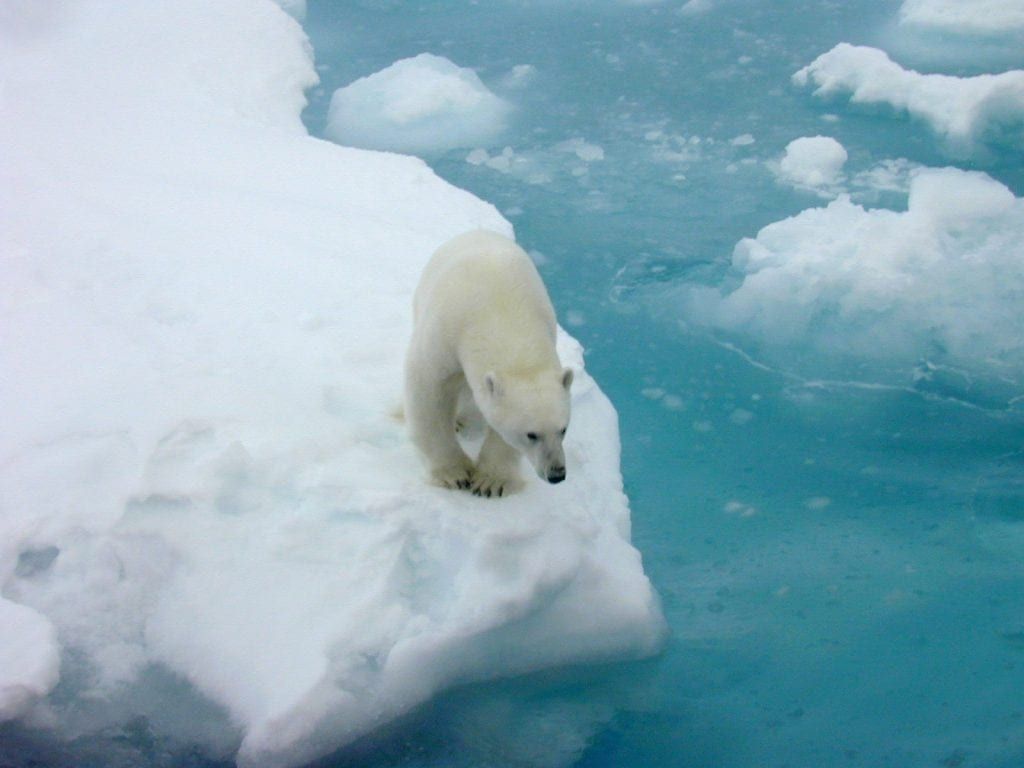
[302,2,1024,767]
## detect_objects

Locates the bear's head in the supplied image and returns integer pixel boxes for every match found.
[479,367,574,484]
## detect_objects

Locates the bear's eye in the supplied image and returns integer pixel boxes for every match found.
[526,432,538,442]
[559,427,567,437]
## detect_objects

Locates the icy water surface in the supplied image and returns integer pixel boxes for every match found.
[302,1,1024,767]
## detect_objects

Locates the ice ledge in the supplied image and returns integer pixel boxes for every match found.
[128,336,666,768]
[0,1,665,765]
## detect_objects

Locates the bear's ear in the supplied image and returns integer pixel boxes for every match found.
[484,372,503,398]
[561,367,574,391]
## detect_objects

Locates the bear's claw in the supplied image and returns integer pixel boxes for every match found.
[469,471,521,499]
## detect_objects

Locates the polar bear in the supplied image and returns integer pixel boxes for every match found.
[405,229,573,497]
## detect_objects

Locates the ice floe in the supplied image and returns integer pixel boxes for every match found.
[794,43,1024,153]
[325,53,511,155]
[0,2,664,766]
[679,166,1024,399]
[775,135,848,194]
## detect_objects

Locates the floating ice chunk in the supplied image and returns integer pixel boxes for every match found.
[465,146,557,185]
[680,0,715,15]
[662,394,686,411]
[468,146,540,178]
[502,64,537,89]
[557,138,606,162]
[326,53,510,155]
[899,0,1024,34]
[776,135,847,192]
[729,408,754,425]
[887,0,1024,70]
[679,167,1024,391]
[793,43,1024,152]
[649,132,704,164]
[488,146,518,172]
[723,501,757,517]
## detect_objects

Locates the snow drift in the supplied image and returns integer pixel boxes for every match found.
[0,2,664,766]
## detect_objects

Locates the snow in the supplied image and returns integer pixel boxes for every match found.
[793,43,1024,153]
[325,53,511,155]
[678,167,1024,392]
[775,135,848,193]
[0,2,664,766]
[899,0,1024,34]
[0,599,59,722]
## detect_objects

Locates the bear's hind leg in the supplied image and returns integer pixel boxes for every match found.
[471,428,524,498]
[454,382,484,437]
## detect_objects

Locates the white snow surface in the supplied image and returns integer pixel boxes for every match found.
[0,2,664,766]
[679,167,1024,382]
[0,599,59,722]
[776,136,848,193]
[899,0,1024,34]
[325,53,511,155]
[793,43,1024,152]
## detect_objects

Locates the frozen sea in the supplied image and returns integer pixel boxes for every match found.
[3,0,1024,767]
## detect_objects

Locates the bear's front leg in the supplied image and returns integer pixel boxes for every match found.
[429,455,476,490]
[471,428,524,498]
[406,369,476,490]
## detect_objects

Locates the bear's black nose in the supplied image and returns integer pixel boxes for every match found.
[546,467,566,484]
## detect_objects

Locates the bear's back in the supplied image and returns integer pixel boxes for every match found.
[414,230,555,330]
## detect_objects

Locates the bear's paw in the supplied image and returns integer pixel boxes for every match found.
[469,469,523,498]
[429,457,476,491]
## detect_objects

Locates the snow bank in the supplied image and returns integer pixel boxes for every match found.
[0,2,664,766]
[793,43,1024,152]
[899,0,1024,34]
[679,167,1024,394]
[325,53,511,155]
[776,136,848,193]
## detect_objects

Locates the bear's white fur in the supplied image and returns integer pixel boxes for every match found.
[405,229,573,497]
